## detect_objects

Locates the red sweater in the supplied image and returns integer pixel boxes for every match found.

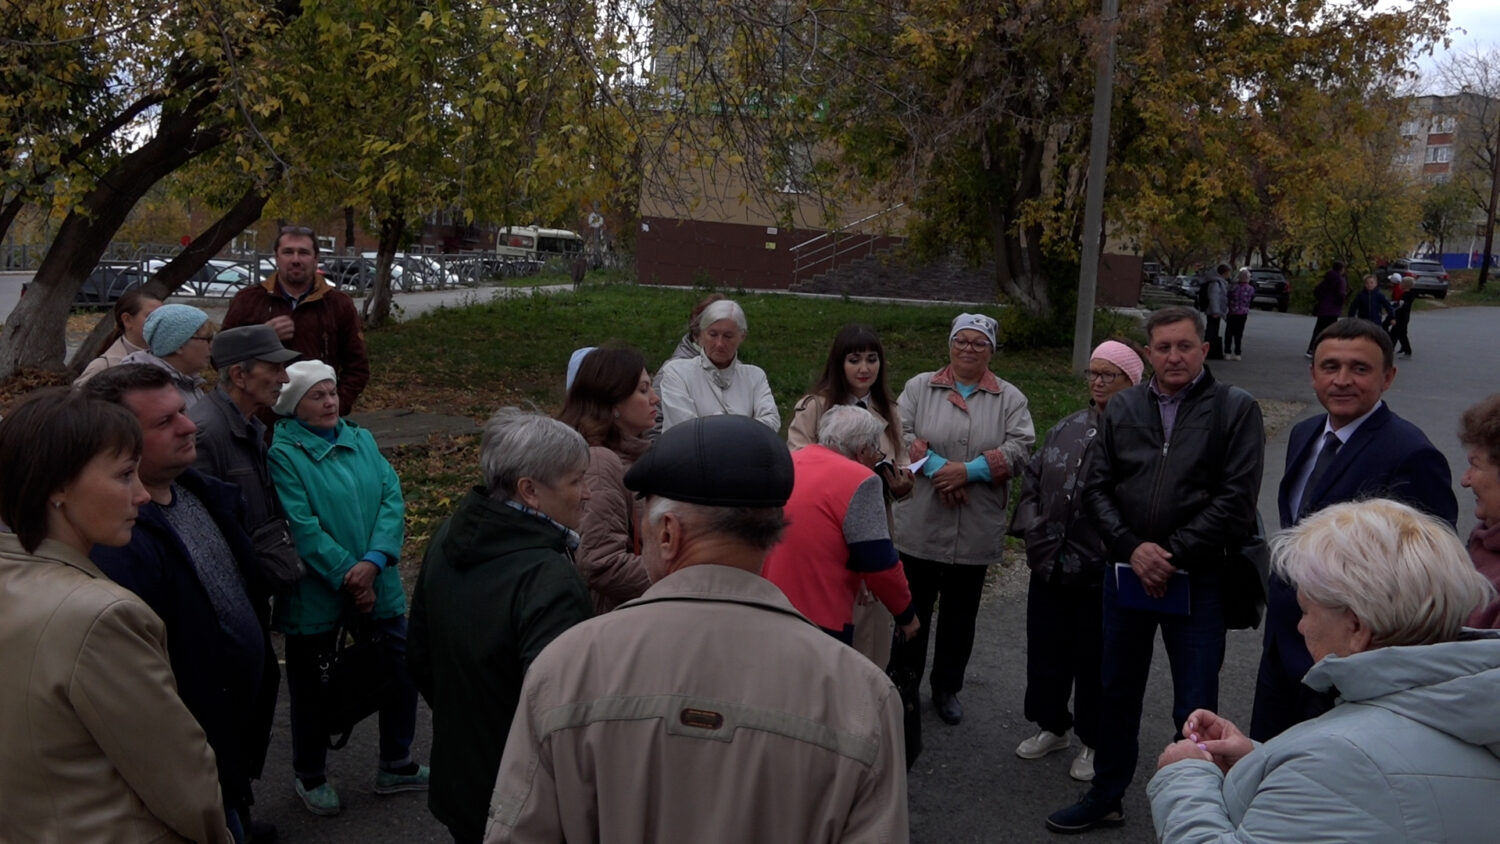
[762,445,914,640]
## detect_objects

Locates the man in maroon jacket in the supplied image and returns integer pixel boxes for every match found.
[223,226,369,415]
[1305,261,1347,358]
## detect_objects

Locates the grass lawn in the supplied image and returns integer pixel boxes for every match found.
[369,283,1133,565]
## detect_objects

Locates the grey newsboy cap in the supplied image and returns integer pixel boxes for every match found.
[210,325,300,370]
[624,415,794,507]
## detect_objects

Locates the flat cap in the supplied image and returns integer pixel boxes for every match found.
[624,415,793,507]
[211,324,300,370]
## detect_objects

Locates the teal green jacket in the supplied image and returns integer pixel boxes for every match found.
[268,418,407,634]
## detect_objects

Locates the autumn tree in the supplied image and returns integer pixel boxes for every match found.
[1438,47,1500,290]
[0,0,300,380]
[642,1,1448,314]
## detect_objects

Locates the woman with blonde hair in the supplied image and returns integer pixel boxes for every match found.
[1149,498,1499,842]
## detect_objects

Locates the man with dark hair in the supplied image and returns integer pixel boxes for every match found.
[223,225,369,415]
[1306,260,1348,358]
[1249,316,1455,741]
[81,364,278,843]
[485,415,909,843]
[1047,306,1264,833]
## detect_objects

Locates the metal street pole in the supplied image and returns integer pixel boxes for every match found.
[1072,0,1121,373]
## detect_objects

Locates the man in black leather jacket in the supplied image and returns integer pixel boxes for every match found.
[1046,307,1264,834]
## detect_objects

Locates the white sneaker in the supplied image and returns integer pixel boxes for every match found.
[1015,730,1071,759]
[1070,746,1096,781]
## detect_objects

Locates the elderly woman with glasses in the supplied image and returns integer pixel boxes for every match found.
[120,303,215,409]
[1008,340,1145,782]
[888,312,1035,727]
[654,298,779,433]
[408,409,595,844]
[1149,499,1499,843]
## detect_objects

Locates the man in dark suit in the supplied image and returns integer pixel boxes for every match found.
[1249,318,1457,741]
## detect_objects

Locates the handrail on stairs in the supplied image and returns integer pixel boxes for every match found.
[790,203,905,285]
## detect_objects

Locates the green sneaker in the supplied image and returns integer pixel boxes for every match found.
[294,779,341,816]
[374,764,430,795]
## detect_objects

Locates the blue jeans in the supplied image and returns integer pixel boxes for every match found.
[285,614,419,779]
[1089,567,1225,802]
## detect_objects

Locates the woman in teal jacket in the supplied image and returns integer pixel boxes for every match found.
[1149,499,1499,843]
[268,360,427,818]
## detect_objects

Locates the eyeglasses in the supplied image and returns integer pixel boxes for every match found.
[187,334,214,344]
[1084,370,1119,385]
[870,445,887,463]
[950,338,993,352]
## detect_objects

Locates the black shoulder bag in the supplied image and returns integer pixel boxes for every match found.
[314,604,391,750]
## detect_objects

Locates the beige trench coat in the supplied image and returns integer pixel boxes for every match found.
[485,564,909,843]
[0,534,231,843]
[893,366,1035,564]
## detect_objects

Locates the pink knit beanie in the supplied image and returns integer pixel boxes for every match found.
[1091,340,1144,385]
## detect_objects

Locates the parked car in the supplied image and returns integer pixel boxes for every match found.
[1389,258,1449,299]
[1239,266,1290,312]
[1175,274,1202,299]
[74,263,150,305]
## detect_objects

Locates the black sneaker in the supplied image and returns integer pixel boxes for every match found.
[1046,793,1124,834]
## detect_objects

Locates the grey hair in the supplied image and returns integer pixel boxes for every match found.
[646,496,786,551]
[479,407,590,498]
[1236,269,1251,283]
[216,358,270,386]
[816,405,884,459]
[1272,499,1495,648]
[695,299,747,334]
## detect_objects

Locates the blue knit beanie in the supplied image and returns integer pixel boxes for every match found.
[143,304,209,357]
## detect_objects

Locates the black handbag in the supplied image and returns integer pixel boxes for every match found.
[886,632,922,770]
[1224,514,1271,630]
[314,609,391,750]
[249,517,305,594]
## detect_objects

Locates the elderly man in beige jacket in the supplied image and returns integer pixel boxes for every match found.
[484,414,909,843]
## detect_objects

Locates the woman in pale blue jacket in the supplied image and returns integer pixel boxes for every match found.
[1149,498,1500,843]
[268,360,427,818]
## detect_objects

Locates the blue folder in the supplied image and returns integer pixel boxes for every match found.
[1114,563,1191,615]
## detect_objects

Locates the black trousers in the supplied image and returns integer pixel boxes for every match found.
[1023,573,1103,748]
[1388,320,1412,354]
[1307,315,1338,353]
[1223,314,1247,355]
[890,554,988,694]
[1205,315,1224,359]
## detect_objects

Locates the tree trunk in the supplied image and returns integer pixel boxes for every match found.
[344,206,357,255]
[0,99,227,380]
[1479,146,1499,291]
[67,177,277,374]
[363,212,404,328]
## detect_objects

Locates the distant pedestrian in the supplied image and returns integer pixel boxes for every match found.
[1306,261,1347,358]
[1346,274,1394,325]
[1385,276,1414,357]
[1202,265,1229,360]
[1224,270,1254,360]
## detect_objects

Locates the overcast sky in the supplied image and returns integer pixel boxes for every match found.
[1414,0,1499,86]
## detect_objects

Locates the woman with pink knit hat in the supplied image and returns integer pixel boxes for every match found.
[1007,339,1145,783]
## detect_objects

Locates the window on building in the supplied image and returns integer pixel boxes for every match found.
[1425,145,1453,164]
[233,229,258,254]
[1395,150,1413,165]
[1400,120,1421,137]
[1429,114,1456,134]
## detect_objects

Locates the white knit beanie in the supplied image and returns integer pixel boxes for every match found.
[274,360,337,417]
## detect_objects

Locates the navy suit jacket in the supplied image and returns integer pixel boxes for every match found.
[1266,403,1457,678]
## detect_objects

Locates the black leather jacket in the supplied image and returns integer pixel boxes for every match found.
[1081,368,1264,570]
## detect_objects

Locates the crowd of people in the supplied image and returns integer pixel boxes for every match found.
[1,225,1498,843]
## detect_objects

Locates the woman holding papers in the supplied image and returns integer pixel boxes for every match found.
[888,312,1036,727]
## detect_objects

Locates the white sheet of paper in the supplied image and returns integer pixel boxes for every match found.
[907,455,929,474]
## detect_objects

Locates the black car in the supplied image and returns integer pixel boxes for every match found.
[74,262,150,305]
[1239,266,1290,312]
